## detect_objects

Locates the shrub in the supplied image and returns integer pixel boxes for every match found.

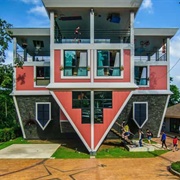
[171,161,180,173]
[0,126,21,142]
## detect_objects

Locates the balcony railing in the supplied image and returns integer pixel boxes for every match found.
[134,51,167,62]
[16,51,50,63]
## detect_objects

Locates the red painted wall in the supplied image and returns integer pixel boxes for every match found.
[94,49,131,83]
[54,91,91,148]
[60,111,68,121]
[54,50,91,83]
[16,66,46,90]
[139,65,167,90]
[94,91,131,148]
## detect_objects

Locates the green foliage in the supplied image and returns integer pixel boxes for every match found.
[171,161,180,173]
[169,77,180,106]
[0,64,13,89]
[0,127,21,142]
[0,64,17,129]
[0,19,12,63]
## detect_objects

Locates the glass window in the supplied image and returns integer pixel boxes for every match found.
[134,66,148,85]
[94,91,112,124]
[36,103,51,130]
[97,50,121,76]
[35,66,50,86]
[133,102,148,128]
[72,91,91,124]
[64,50,88,76]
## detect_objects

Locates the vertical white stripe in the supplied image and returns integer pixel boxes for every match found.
[91,90,94,150]
[166,38,170,90]
[130,12,134,84]
[158,95,170,137]
[13,96,26,138]
[90,9,94,44]
[50,12,55,83]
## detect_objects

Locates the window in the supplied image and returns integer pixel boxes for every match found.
[133,102,148,128]
[134,66,148,85]
[94,91,112,124]
[72,91,91,123]
[35,66,50,86]
[64,50,88,76]
[97,50,121,76]
[36,102,51,130]
[72,91,112,124]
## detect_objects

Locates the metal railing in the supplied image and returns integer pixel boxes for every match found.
[16,51,50,62]
[134,51,167,62]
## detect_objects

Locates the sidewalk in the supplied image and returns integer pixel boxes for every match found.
[0,136,179,180]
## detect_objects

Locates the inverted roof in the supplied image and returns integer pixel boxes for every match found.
[42,0,143,8]
[165,103,180,119]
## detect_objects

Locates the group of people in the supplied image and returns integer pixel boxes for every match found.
[120,121,179,150]
[138,128,153,147]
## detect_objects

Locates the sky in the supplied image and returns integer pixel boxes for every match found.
[0,0,180,88]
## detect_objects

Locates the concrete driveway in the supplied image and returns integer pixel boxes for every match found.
[0,144,60,159]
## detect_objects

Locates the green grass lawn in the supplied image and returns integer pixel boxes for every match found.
[96,147,168,158]
[52,146,90,159]
[0,137,29,150]
[0,137,168,159]
[171,161,180,173]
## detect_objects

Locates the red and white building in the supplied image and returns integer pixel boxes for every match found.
[10,0,178,154]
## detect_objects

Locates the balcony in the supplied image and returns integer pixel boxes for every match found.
[134,50,167,62]
[16,51,50,63]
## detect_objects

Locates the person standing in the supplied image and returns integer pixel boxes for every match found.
[161,131,167,149]
[146,129,152,144]
[173,136,178,152]
[139,129,144,147]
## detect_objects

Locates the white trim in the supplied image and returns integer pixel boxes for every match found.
[52,43,132,50]
[133,102,148,128]
[47,82,138,89]
[166,38,170,90]
[13,37,17,91]
[50,91,91,152]
[91,91,94,150]
[130,12,134,84]
[133,90,173,95]
[10,91,50,96]
[33,64,50,88]
[134,65,149,87]
[94,49,124,79]
[35,102,52,130]
[60,120,69,122]
[50,12,54,83]
[60,50,90,79]
[90,9,94,43]
[158,95,170,137]
[13,96,26,138]
[94,91,133,151]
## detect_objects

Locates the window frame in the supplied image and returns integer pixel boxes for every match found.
[95,49,124,79]
[34,65,50,87]
[133,102,148,128]
[61,49,90,79]
[134,66,149,87]
[35,102,51,130]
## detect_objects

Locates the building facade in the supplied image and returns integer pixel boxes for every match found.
[10,0,178,154]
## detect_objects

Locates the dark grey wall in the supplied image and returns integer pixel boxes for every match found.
[108,94,168,139]
[16,95,75,140]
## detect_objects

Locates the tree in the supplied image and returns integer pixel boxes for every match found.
[0,19,12,63]
[0,64,16,128]
[169,77,180,107]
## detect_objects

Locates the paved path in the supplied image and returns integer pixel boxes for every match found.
[0,137,179,180]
